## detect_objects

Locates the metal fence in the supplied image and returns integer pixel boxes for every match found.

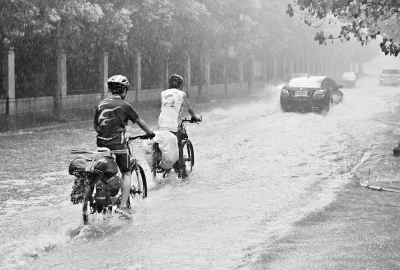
[67,52,100,95]
[14,40,57,98]
[108,48,134,89]
[2,45,264,100]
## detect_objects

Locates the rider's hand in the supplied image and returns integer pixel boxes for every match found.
[146,132,155,139]
[191,115,202,122]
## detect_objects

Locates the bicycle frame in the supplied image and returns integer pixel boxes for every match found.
[180,117,200,141]
[180,121,189,140]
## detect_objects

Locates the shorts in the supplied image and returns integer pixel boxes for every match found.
[98,143,130,173]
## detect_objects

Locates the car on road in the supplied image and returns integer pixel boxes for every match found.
[280,76,343,114]
[338,71,357,88]
[379,68,400,87]
[277,73,309,90]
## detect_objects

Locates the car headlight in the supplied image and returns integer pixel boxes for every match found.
[313,90,325,99]
[281,88,289,97]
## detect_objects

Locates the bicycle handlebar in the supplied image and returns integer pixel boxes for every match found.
[182,116,202,123]
[127,134,154,142]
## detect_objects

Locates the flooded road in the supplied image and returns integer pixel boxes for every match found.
[1,75,399,269]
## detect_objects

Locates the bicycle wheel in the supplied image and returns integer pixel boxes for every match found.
[82,186,92,225]
[182,139,194,171]
[82,184,106,225]
[130,164,147,206]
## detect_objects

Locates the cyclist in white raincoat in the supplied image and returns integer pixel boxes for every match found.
[158,74,200,179]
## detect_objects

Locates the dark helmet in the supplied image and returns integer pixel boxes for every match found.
[168,74,184,89]
[107,75,130,94]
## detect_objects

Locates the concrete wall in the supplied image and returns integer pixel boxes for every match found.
[62,93,104,110]
[0,81,265,116]
[12,97,54,114]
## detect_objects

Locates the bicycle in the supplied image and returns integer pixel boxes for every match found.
[69,134,150,225]
[152,117,201,182]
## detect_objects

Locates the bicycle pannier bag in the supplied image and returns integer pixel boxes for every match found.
[103,175,121,197]
[93,156,119,177]
[95,185,111,209]
[68,157,89,176]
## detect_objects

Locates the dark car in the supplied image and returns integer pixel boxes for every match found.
[379,68,400,86]
[277,73,309,90]
[338,71,357,88]
[280,76,343,114]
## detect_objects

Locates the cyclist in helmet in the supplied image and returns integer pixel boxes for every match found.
[94,75,154,217]
[158,74,201,179]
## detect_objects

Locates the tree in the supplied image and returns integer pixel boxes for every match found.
[286,0,400,56]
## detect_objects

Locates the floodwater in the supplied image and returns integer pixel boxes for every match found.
[0,75,399,269]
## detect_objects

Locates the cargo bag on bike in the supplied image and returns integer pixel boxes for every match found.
[143,130,179,170]
[69,157,91,204]
[93,156,119,178]
[94,183,112,209]
[93,157,121,197]
[69,156,90,176]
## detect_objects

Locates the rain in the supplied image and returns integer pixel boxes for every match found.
[1,1,400,269]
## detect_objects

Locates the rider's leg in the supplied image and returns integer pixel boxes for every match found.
[171,131,182,166]
[178,135,185,170]
[119,171,131,208]
[172,130,186,178]
[114,151,131,210]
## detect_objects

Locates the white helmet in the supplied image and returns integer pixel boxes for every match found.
[107,75,130,94]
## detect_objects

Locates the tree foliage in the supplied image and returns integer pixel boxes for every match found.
[0,0,375,98]
[287,0,400,56]
[1,0,132,53]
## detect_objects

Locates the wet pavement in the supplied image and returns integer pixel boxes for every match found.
[253,184,400,270]
[1,75,400,269]
[252,77,400,270]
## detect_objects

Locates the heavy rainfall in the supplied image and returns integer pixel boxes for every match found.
[1,1,400,269]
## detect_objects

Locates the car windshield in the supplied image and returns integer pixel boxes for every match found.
[382,69,400,74]
[342,72,356,79]
[287,77,324,88]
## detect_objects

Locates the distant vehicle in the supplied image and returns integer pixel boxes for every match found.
[338,71,357,88]
[280,76,343,114]
[277,73,309,90]
[379,68,400,87]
